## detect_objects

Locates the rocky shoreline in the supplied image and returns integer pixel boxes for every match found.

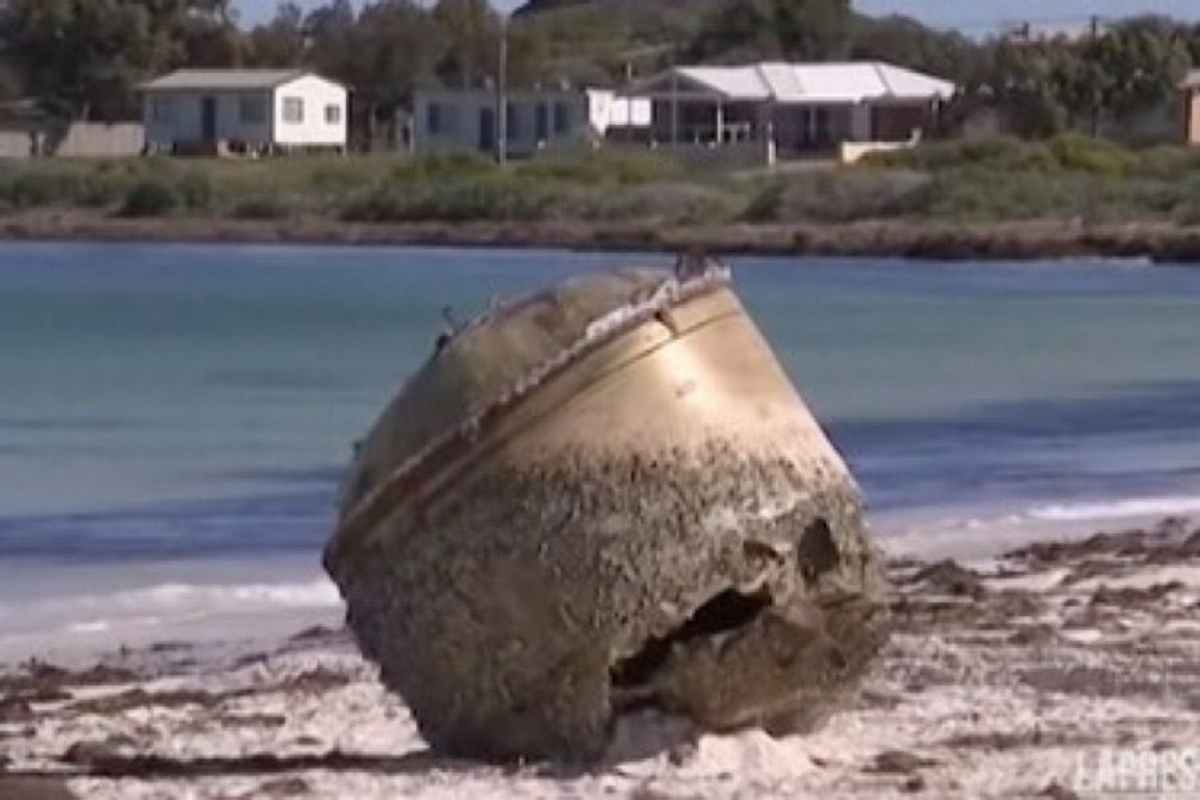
[2,517,1199,799]
[7,211,1200,262]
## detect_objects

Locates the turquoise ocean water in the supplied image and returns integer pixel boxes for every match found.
[2,242,1198,656]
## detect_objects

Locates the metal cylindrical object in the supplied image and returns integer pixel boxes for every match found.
[324,263,889,762]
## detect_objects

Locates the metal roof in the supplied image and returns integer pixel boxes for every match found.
[139,70,341,92]
[642,61,956,104]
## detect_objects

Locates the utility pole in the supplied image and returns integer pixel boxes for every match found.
[670,53,679,147]
[497,14,509,166]
[1089,14,1101,138]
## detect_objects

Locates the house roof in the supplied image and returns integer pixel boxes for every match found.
[636,61,956,104]
[1182,70,1200,89]
[139,69,342,92]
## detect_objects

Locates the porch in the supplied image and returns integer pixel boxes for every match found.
[645,96,936,157]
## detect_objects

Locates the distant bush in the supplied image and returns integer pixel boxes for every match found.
[870,134,1148,177]
[1128,145,1200,180]
[120,179,179,217]
[923,168,1084,220]
[557,181,743,224]
[177,170,214,211]
[1048,134,1137,176]
[517,149,685,185]
[343,175,563,223]
[229,194,292,220]
[741,178,786,223]
[867,137,1059,173]
[745,168,932,223]
[390,152,498,183]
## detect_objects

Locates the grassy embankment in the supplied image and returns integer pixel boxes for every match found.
[4,136,1200,258]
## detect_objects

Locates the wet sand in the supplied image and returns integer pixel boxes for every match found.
[2,517,1199,799]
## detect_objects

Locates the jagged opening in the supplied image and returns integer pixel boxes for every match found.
[610,586,773,692]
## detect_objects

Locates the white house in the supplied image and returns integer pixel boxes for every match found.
[629,61,956,157]
[140,70,348,155]
[412,87,650,157]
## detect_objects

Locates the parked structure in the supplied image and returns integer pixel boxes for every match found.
[412,87,650,157]
[628,61,955,159]
[1183,71,1200,146]
[140,70,347,155]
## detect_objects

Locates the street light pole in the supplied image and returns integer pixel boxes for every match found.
[497,14,509,165]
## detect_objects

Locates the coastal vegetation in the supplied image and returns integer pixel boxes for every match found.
[3,2,1200,256]
[6,137,1200,231]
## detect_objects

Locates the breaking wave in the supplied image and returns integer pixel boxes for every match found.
[0,578,341,635]
[1028,495,1200,522]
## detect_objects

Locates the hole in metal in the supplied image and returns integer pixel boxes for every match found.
[610,586,773,692]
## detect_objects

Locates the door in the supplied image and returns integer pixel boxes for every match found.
[479,107,495,153]
[201,96,217,141]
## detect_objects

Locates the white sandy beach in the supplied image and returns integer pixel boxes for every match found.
[2,518,1198,800]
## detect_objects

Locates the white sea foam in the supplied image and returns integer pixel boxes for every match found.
[0,578,341,633]
[1028,495,1200,522]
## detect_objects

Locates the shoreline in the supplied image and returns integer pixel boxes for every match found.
[3,517,1198,799]
[6,211,1200,261]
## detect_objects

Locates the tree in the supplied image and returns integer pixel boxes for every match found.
[850,15,980,82]
[1084,16,1190,124]
[354,1,444,115]
[686,0,851,63]
[433,0,502,89]
[0,0,240,120]
[247,2,307,67]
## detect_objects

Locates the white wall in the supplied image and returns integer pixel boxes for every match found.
[273,75,347,147]
[143,90,272,147]
[585,90,651,133]
[55,123,145,157]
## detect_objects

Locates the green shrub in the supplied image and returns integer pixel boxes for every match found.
[1135,146,1200,180]
[6,172,64,208]
[556,181,742,224]
[517,149,685,185]
[389,152,498,183]
[867,137,1059,173]
[343,175,563,223]
[177,171,214,211]
[120,179,179,217]
[748,168,932,223]
[230,194,292,220]
[1048,134,1136,176]
[740,178,786,222]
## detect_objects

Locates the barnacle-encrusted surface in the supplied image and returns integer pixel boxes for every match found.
[324,264,890,762]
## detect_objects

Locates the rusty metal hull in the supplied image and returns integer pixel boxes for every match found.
[324,266,889,762]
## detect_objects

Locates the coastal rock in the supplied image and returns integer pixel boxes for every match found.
[324,261,890,762]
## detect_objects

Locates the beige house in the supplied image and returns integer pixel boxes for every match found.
[1183,71,1200,146]
[628,61,955,159]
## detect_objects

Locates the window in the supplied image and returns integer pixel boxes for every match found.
[282,96,304,124]
[325,104,341,125]
[553,102,569,134]
[535,103,549,141]
[240,96,267,124]
[427,102,441,134]
[152,97,173,123]
[506,102,520,140]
